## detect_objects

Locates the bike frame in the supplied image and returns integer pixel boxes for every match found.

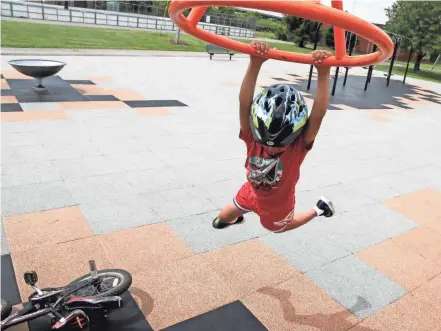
[1,276,100,330]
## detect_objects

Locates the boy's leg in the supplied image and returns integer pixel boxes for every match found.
[276,197,335,233]
[213,202,246,229]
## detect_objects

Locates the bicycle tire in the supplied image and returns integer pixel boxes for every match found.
[68,269,132,297]
[1,299,12,321]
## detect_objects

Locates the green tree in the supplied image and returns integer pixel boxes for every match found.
[385,1,441,71]
[283,16,318,47]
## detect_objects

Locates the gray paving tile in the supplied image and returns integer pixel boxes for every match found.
[124,168,186,195]
[1,181,77,216]
[261,220,351,273]
[168,211,269,254]
[1,144,50,165]
[142,186,219,221]
[305,255,406,318]
[1,219,10,255]
[1,131,41,147]
[322,203,418,253]
[1,161,62,187]
[42,141,103,160]
[20,102,62,111]
[80,196,159,234]
[65,173,135,204]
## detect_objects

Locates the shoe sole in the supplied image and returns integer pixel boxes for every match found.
[213,216,245,230]
[319,196,335,216]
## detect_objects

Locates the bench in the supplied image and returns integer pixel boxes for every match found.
[205,44,234,60]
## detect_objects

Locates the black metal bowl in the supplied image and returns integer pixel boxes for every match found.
[8,59,66,79]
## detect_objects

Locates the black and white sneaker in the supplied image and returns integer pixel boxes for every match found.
[212,216,245,229]
[315,196,335,217]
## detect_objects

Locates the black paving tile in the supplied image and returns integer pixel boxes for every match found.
[1,89,15,96]
[86,95,120,101]
[161,301,268,331]
[124,100,188,108]
[65,80,96,85]
[1,254,22,306]
[1,104,23,112]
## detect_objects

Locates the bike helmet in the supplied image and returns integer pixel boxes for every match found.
[250,84,308,147]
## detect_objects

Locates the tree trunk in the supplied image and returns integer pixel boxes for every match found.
[413,52,425,72]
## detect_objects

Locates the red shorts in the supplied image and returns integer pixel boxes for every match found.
[233,182,295,232]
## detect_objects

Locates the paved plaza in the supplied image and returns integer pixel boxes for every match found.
[1,50,441,330]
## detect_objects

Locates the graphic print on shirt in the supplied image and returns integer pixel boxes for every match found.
[247,156,283,189]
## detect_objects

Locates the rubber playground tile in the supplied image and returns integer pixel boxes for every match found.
[3,206,94,253]
[11,237,113,301]
[168,210,269,254]
[305,255,406,319]
[321,203,418,253]
[392,226,441,265]
[98,223,194,274]
[57,101,130,110]
[131,254,237,330]
[425,218,441,235]
[1,181,77,217]
[162,301,268,331]
[356,239,441,291]
[384,188,441,224]
[124,100,188,108]
[351,292,441,331]
[1,95,18,103]
[411,274,441,309]
[242,274,359,331]
[1,103,23,112]
[136,107,172,116]
[260,221,351,273]
[201,240,300,298]
[1,254,21,306]
[0,110,68,122]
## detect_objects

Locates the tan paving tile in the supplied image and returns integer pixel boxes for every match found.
[425,218,441,235]
[384,188,441,224]
[110,89,146,101]
[132,255,237,330]
[11,237,113,301]
[4,206,94,253]
[98,223,194,274]
[58,101,129,110]
[1,79,11,89]
[242,275,359,331]
[304,97,314,109]
[352,292,441,331]
[202,239,300,298]
[2,70,32,79]
[71,84,110,95]
[88,76,112,82]
[368,111,394,123]
[356,239,441,291]
[0,111,68,122]
[1,96,17,104]
[392,227,441,265]
[136,107,171,116]
[410,274,441,309]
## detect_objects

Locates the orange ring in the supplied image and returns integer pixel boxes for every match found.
[168,0,394,67]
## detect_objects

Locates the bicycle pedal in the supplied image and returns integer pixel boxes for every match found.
[52,310,89,330]
[24,271,38,286]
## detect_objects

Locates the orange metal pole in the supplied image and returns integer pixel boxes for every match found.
[331,0,346,59]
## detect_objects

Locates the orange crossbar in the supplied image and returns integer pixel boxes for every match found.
[331,0,346,60]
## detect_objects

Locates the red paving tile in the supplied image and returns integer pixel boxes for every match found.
[242,275,359,331]
[1,79,11,89]
[111,89,146,101]
[2,70,32,79]
[384,188,441,224]
[11,237,113,301]
[98,223,194,274]
[131,255,237,330]
[202,240,300,298]
[351,292,441,331]
[3,206,94,252]
[425,218,441,235]
[57,101,129,110]
[136,107,171,116]
[411,274,441,309]
[392,226,441,265]
[0,111,68,122]
[71,84,110,95]
[356,239,441,291]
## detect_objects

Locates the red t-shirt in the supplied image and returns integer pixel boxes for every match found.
[239,129,311,228]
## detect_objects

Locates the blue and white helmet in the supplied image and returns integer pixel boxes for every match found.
[250,84,308,147]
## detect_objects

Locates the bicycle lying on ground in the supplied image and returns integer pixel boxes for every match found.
[1,260,132,330]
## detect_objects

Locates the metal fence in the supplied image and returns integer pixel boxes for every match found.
[1,0,256,38]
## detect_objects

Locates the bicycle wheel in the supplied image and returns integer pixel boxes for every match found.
[68,269,132,298]
[1,299,12,321]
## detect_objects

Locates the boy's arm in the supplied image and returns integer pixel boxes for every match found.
[303,67,331,148]
[240,41,269,134]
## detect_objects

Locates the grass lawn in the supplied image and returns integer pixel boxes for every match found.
[1,20,311,54]
[255,31,277,40]
[374,64,441,84]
